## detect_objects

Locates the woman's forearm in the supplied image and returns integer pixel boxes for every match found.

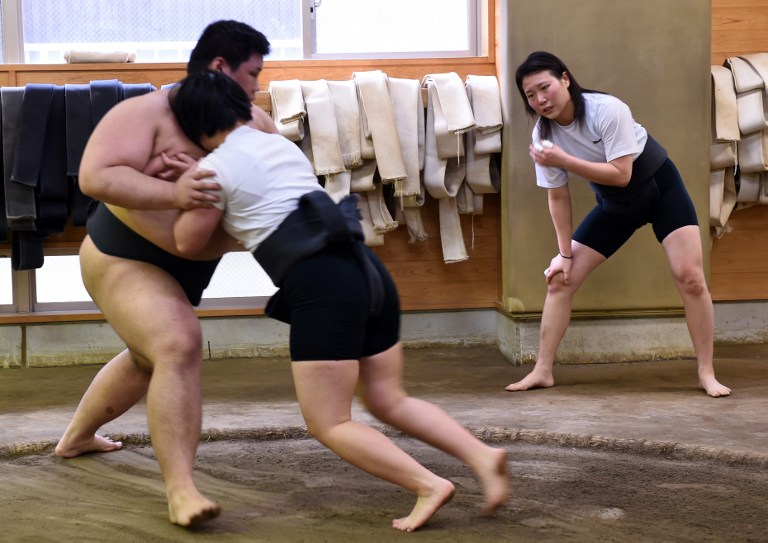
[547,187,574,254]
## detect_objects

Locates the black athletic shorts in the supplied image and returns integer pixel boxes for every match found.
[574,159,698,258]
[278,245,400,361]
[86,201,221,306]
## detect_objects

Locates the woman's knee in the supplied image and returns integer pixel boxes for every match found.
[673,265,708,297]
[546,273,575,296]
[301,414,343,444]
[361,386,407,422]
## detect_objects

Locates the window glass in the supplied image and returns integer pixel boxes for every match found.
[0,6,4,62]
[0,258,12,305]
[202,252,277,299]
[20,0,303,63]
[312,0,474,58]
[13,0,477,63]
[31,252,275,305]
[35,255,91,303]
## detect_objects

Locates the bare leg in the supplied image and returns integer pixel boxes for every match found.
[61,238,220,527]
[292,359,456,533]
[55,349,148,457]
[662,226,730,397]
[506,243,605,391]
[359,343,509,523]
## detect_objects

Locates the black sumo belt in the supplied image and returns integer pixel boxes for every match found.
[253,190,385,322]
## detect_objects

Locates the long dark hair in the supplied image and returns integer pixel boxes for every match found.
[514,51,600,140]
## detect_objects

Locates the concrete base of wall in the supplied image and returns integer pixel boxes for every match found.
[1,309,498,368]
[497,301,768,366]
[496,313,695,366]
[714,301,768,344]
[0,302,765,368]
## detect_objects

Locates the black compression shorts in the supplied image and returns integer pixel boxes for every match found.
[573,158,698,258]
[86,201,221,306]
[279,245,400,361]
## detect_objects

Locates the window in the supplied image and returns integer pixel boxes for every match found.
[0,0,479,63]
[2,249,276,314]
[35,255,91,304]
[309,0,477,59]
[0,258,12,306]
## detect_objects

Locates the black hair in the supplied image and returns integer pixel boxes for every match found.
[169,70,254,148]
[514,51,601,140]
[187,20,271,75]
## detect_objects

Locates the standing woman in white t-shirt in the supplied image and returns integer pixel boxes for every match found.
[506,51,730,397]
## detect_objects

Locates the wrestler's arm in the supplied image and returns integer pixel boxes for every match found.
[173,207,224,256]
[79,94,218,210]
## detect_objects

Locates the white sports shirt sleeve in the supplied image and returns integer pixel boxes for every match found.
[534,93,647,189]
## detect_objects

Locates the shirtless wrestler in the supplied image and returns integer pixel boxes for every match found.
[54,20,277,527]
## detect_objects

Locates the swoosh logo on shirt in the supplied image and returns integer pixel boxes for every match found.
[592,138,602,144]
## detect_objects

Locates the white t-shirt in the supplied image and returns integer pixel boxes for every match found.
[533,92,648,189]
[199,125,322,251]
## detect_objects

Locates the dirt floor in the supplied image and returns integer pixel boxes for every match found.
[3,345,768,542]
[2,437,767,543]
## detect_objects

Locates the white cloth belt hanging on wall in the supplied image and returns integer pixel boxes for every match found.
[327,80,363,169]
[265,71,502,259]
[712,53,768,230]
[710,168,736,228]
[737,171,762,202]
[464,75,502,198]
[738,130,768,173]
[711,65,740,143]
[268,79,306,142]
[387,77,428,243]
[422,73,475,263]
[710,65,739,229]
[727,56,768,134]
[299,80,346,178]
[352,70,407,184]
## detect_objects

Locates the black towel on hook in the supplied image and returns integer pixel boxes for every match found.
[1,87,35,231]
[11,231,45,270]
[11,84,55,188]
[90,79,122,126]
[0,92,6,241]
[64,83,93,177]
[36,86,69,233]
[123,82,156,100]
[70,79,125,226]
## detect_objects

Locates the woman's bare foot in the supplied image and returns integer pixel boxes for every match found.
[505,368,554,392]
[168,491,221,528]
[699,374,731,398]
[55,434,123,458]
[391,478,455,532]
[476,447,509,516]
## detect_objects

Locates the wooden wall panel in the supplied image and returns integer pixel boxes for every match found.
[712,1,768,64]
[372,196,501,310]
[711,206,768,300]
[710,0,768,301]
